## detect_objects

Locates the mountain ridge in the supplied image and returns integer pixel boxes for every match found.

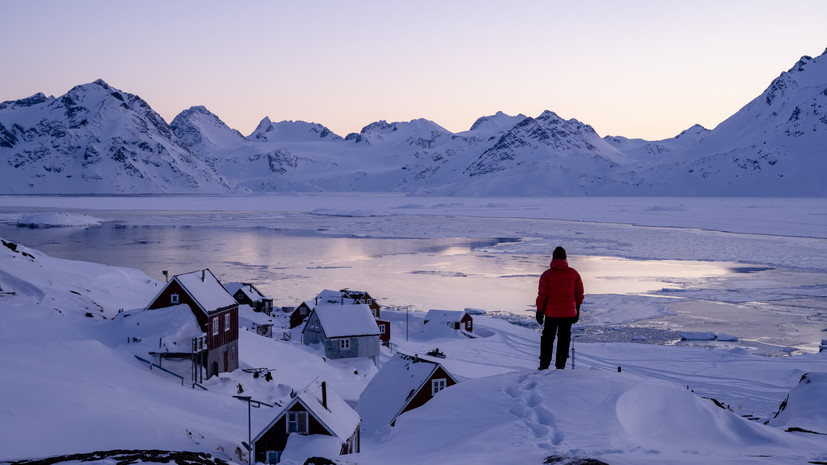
[2,48,825,196]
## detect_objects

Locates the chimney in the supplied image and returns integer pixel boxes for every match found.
[321,381,327,409]
[201,270,205,282]
[162,270,168,283]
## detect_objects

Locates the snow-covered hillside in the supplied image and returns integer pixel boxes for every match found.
[1,49,826,195]
[1,237,826,464]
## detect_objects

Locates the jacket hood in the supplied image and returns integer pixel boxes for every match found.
[550,258,569,269]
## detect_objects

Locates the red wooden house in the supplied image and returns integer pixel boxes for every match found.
[356,353,458,433]
[146,269,239,379]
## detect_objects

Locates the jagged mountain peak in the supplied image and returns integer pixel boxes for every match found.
[347,118,450,146]
[0,92,53,111]
[468,111,528,133]
[250,117,341,142]
[675,124,709,139]
[171,106,245,150]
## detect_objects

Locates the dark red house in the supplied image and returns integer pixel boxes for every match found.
[356,353,459,433]
[146,269,239,378]
[253,378,361,464]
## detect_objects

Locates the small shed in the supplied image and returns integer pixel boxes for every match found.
[424,309,473,333]
[302,304,380,364]
[225,282,273,315]
[356,353,459,433]
[253,378,361,464]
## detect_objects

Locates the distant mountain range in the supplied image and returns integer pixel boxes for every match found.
[2,48,825,196]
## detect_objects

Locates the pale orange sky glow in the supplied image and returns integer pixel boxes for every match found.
[2,0,826,140]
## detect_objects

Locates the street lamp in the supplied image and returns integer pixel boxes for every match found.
[233,395,273,465]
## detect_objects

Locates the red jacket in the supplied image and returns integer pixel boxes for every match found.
[536,258,584,318]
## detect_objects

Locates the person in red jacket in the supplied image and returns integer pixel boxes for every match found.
[536,246,584,370]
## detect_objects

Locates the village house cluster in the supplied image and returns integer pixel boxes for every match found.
[142,268,474,464]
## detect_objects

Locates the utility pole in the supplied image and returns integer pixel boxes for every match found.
[233,395,273,465]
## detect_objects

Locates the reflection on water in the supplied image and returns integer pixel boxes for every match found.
[1,223,734,314]
[575,256,731,294]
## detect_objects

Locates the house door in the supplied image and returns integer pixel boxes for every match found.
[223,350,228,372]
[266,450,280,464]
[212,361,219,377]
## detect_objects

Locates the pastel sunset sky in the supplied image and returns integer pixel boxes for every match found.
[3,0,826,140]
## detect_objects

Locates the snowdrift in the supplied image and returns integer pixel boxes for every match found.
[361,369,826,465]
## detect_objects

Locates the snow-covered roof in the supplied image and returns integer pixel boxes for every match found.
[356,353,457,433]
[316,289,350,305]
[254,378,360,445]
[312,304,380,338]
[173,269,238,314]
[224,282,267,301]
[312,289,375,307]
[424,309,469,323]
[119,304,204,351]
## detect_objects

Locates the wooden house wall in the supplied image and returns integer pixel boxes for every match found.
[148,280,207,329]
[376,320,391,342]
[323,335,379,360]
[290,303,311,328]
[233,289,254,306]
[461,313,473,332]
[207,306,238,349]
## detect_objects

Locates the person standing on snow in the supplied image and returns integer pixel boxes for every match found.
[536,246,584,370]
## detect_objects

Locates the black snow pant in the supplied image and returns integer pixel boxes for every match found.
[539,318,572,369]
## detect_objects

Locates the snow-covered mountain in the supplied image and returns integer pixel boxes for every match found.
[630,49,827,195]
[171,108,301,191]
[2,48,826,195]
[0,80,234,194]
[439,110,635,195]
[604,124,710,163]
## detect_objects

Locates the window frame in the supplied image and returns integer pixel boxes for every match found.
[340,338,351,350]
[212,316,219,336]
[224,312,231,332]
[170,293,179,305]
[432,378,447,395]
[286,410,308,434]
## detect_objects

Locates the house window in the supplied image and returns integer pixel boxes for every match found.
[466,321,472,331]
[379,325,385,334]
[340,338,351,350]
[287,411,308,434]
[170,293,179,305]
[432,378,447,395]
[212,317,219,336]
[224,313,231,332]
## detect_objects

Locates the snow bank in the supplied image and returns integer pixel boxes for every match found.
[768,372,827,435]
